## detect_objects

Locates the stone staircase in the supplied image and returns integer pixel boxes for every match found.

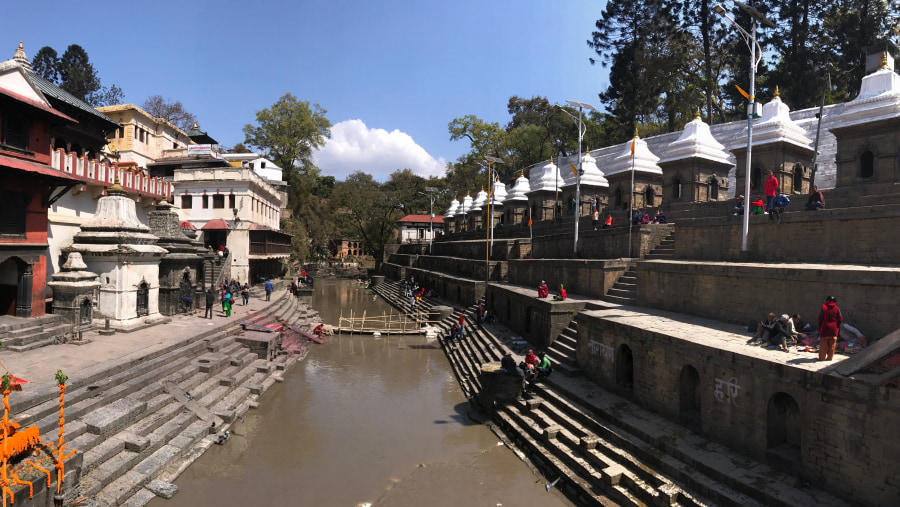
[546,321,580,377]
[8,292,315,506]
[645,231,676,259]
[0,314,74,352]
[369,280,850,507]
[202,255,231,288]
[601,266,638,305]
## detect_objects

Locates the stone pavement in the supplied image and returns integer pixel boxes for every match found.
[1,288,289,408]
[581,304,849,372]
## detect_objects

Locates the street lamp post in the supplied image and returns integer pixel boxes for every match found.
[420,187,442,254]
[483,157,504,287]
[713,2,775,252]
[562,100,596,256]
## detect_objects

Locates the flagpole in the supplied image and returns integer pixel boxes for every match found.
[628,130,637,258]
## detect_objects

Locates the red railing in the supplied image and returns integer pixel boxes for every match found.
[50,148,172,200]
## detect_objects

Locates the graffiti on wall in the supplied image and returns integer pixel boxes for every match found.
[714,377,740,406]
[588,339,614,362]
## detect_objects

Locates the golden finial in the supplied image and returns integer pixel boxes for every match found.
[18,41,23,50]
[108,169,124,193]
[695,107,701,119]
[520,169,525,177]
[774,86,780,98]
[881,51,890,69]
[192,121,199,129]
[633,128,639,139]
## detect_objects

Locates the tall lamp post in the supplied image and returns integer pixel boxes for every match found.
[561,100,596,256]
[419,187,443,254]
[484,156,504,285]
[713,2,775,252]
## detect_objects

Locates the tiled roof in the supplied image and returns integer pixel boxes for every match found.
[27,72,119,128]
[397,214,444,224]
[201,218,231,230]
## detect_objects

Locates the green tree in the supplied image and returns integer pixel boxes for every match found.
[243,94,333,261]
[141,95,197,130]
[589,0,699,140]
[332,172,404,270]
[242,93,331,175]
[30,44,124,107]
[819,0,899,103]
[31,46,60,82]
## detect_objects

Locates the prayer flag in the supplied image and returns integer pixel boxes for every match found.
[570,162,577,177]
[629,137,636,158]
[735,84,750,100]
[527,217,532,226]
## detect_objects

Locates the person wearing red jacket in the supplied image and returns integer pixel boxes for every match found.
[764,171,779,212]
[817,296,843,361]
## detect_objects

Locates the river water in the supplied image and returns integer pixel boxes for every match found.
[150,279,573,507]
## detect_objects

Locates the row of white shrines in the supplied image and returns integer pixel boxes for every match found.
[443,51,900,230]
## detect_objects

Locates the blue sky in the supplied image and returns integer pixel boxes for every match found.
[2,0,608,181]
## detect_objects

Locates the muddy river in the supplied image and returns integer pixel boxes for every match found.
[150,278,573,507]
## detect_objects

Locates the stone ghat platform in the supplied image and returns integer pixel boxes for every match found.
[0,286,320,507]
[572,304,900,507]
[368,281,852,507]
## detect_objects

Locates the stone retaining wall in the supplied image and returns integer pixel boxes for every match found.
[674,204,900,264]
[486,283,585,349]
[637,260,900,340]
[573,309,900,507]
[507,258,630,299]
[532,223,673,260]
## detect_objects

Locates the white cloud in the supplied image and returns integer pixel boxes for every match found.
[312,119,446,182]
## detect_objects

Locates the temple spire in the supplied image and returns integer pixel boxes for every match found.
[13,41,31,71]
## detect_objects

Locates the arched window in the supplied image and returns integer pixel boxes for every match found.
[673,177,683,201]
[792,164,804,191]
[751,166,762,192]
[644,186,655,207]
[860,150,874,178]
[708,177,719,201]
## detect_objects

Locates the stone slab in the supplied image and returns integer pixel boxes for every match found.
[83,398,148,437]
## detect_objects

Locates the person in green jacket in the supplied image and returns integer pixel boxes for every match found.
[536,352,552,377]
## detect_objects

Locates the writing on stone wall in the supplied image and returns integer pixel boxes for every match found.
[588,340,614,362]
[714,377,740,406]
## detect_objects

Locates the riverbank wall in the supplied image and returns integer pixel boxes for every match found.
[2,287,316,506]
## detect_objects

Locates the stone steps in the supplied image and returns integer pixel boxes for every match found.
[547,323,580,377]
[601,270,637,305]
[7,291,308,506]
[433,300,840,507]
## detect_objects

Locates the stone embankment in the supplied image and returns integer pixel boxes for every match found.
[5,289,316,507]
[371,280,850,507]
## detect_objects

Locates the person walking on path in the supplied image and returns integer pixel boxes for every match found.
[204,288,215,319]
[241,284,250,305]
[264,279,273,301]
[818,296,843,361]
[764,170,779,212]
[223,293,233,317]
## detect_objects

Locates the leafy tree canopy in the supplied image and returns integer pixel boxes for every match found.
[242,93,332,175]
[31,44,124,107]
